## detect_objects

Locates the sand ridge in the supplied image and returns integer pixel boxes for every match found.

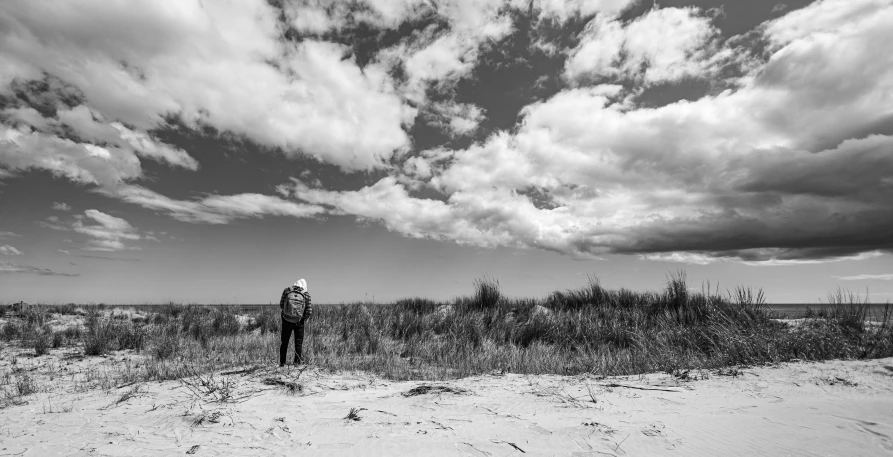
[1,355,892,456]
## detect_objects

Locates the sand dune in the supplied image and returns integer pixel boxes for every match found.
[2,354,892,456]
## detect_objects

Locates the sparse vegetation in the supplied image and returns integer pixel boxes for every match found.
[0,272,891,395]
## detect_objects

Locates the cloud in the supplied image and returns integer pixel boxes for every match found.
[72,209,142,251]
[282,0,893,263]
[376,2,515,104]
[835,273,893,281]
[287,176,600,255]
[40,209,146,251]
[284,0,430,33]
[426,102,486,136]
[0,245,23,255]
[0,81,198,187]
[0,261,78,276]
[37,218,69,231]
[52,202,71,211]
[519,0,637,20]
[75,254,140,262]
[0,123,142,187]
[641,252,718,265]
[566,7,722,84]
[57,249,70,255]
[0,231,21,238]
[0,0,412,174]
[105,185,326,225]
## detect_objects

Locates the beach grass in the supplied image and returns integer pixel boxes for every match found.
[1,272,891,396]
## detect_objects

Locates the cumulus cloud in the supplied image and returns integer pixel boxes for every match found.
[52,202,71,211]
[0,245,23,255]
[0,231,21,238]
[105,185,326,225]
[426,101,486,136]
[282,0,893,263]
[566,7,723,84]
[71,210,143,251]
[284,0,430,33]
[375,1,515,104]
[4,0,889,267]
[0,0,412,174]
[519,0,637,20]
[0,123,142,187]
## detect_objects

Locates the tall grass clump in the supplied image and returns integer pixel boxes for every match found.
[471,276,501,310]
[152,323,182,361]
[82,311,147,355]
[31,326,52,356]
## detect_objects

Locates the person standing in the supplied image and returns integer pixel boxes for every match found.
[279,278,312,366]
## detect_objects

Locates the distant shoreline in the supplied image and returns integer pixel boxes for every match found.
[15,302,890,319]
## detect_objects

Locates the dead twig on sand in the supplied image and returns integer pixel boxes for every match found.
[402,384,469,397]
[600,383,681,393]
[491,439,525,453]
[261,377,302,394]
[100,384,146,410]
[615,434,630,452]
[220,365,263,376]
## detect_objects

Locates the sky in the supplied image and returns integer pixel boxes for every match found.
[1,0,892,305]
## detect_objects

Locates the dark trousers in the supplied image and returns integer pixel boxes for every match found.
[280,318,305,366]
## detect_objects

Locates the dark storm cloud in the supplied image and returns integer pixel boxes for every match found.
[732,136,893,201]
[614,209,893,261]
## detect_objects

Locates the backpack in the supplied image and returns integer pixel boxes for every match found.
[282,287,307,321]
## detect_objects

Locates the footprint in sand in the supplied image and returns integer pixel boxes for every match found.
[456,442,490,456]
[854,420,893,451]
[642,428,663,437]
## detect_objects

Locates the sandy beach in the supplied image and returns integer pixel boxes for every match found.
[2,349,891,457]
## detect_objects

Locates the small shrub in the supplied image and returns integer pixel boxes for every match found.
[32,327,52,356]
[15,374,38,397]
[117,323,147,352]
[51,331,64,348]
[60,326,82,342]
[210,309,241,336]
[0,322,20,341]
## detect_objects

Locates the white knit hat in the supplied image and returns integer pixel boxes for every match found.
[294,278,307,291]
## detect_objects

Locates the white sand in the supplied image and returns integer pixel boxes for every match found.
[2,352,892,456]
